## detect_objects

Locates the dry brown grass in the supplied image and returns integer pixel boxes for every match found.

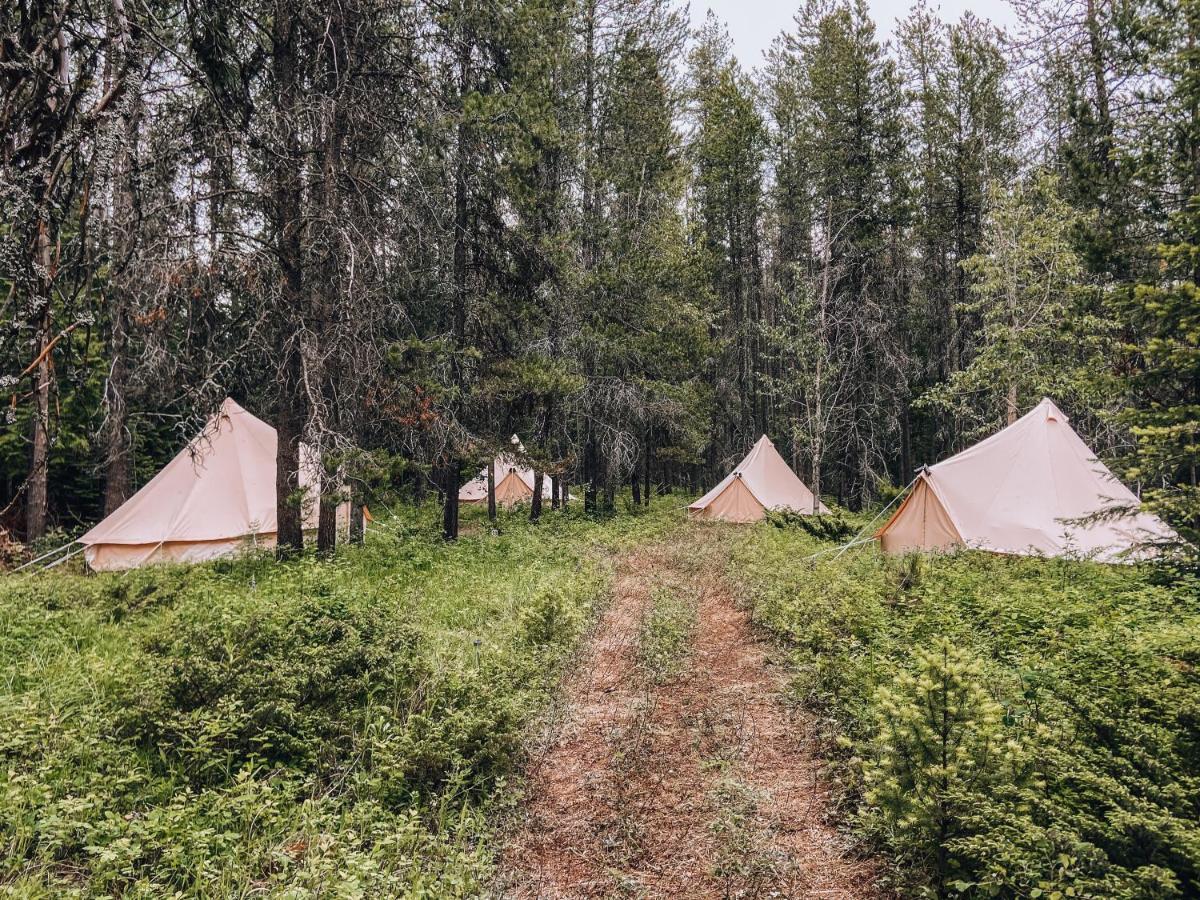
[495,524,882,899]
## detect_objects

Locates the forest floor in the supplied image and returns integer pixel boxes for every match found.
[495,524,881,899]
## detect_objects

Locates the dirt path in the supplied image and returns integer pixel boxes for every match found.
[495,524,881,899]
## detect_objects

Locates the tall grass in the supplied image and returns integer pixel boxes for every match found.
[0,501,682,897]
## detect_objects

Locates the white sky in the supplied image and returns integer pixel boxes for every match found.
[685,0,1021,68]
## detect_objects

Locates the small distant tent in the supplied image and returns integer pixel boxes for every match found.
[80,398,348,571]
[689,435,829,523]
[876,398,1178,562]
[459,436,554,508]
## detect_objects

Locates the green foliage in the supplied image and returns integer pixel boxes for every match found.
[0,502,681,896]
[765,508,855,542]
[862,639,1037,896]
[921,173,1117,436]
[731,526,1200,898]
[638,587,697,682]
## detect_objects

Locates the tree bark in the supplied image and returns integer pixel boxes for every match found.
[487,460,497,522]
[584,433,597,512]
[442,462,460,541]
[101,9,139,517]
[551,473,561,510]
[317,489,338,557]
[530,471,543,522]
[26,290,51,541]
[349,490,365,545]
[271,0,305,557]
[275,408,304,556]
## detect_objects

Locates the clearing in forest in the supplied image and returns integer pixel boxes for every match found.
[496,525,881,899]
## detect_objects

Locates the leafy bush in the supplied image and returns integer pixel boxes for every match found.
[765,507,857,542]
[731,526,1200,899]
[0,501,681,896]
[860,639,1038,896]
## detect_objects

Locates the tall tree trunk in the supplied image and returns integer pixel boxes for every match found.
[26,283,51,542]
[530,471,543,522]
[21,20,74,543]
[487,460,497,522]
[272,0,305,556]
[101,13,139,517]
[442,462,460,541]
[551,473,561,510]
[584,433,597,512]
[317,489,338,557]
[811,433,823,515]
[349,489,364,545]
[275,407,304,555]
[101,334,133,516]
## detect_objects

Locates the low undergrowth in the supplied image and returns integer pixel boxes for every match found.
[0,501,682,897]
[638,587,697,683]
[730,524,1200,899]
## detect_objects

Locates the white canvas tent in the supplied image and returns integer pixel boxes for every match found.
[877,398,1178,562]
[459,436,554,508]
[80,398,348,571]
[689,435,829,522]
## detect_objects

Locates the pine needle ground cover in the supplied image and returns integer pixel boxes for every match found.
[731,524,1200,899]
[0,504,679,897]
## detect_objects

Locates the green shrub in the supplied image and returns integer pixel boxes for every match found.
[861,639,1038,896]
[765,507,856,542]
[639,587,697,682]
[0,501,684,896]
[730,526,1200,899]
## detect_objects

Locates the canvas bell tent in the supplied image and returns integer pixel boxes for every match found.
[80,398,348,571]
[688,435,829,523]
[459,437,554,508]
[876,398,1178,562]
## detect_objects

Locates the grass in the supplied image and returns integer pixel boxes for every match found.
[729,517,1200,899]
[638,587,697,683]
[0,500,683,897]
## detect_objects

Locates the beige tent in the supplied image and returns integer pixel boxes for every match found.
[80,398,348,571]
[459,437,554,508]
[877,398,1178,562]
[689,435,829,523]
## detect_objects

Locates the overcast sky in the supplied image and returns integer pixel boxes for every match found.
[685,0,1021,68]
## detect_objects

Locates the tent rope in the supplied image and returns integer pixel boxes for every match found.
[12,540,81,573]
[800,473,919,563]
[43,544,86,570]
[801,537,879,560]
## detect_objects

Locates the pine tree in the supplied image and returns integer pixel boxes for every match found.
[1116,0,1200,547]
[921,173,1122,436]
[689,14,767,475]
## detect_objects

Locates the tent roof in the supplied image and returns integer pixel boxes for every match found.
[458,438,552,502]
[889,398,1177,561]
[690,435,829,515]
[81,398,317,547]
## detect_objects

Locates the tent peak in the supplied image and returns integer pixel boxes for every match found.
[1037,397,1068,422]
[218,397,250,417]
